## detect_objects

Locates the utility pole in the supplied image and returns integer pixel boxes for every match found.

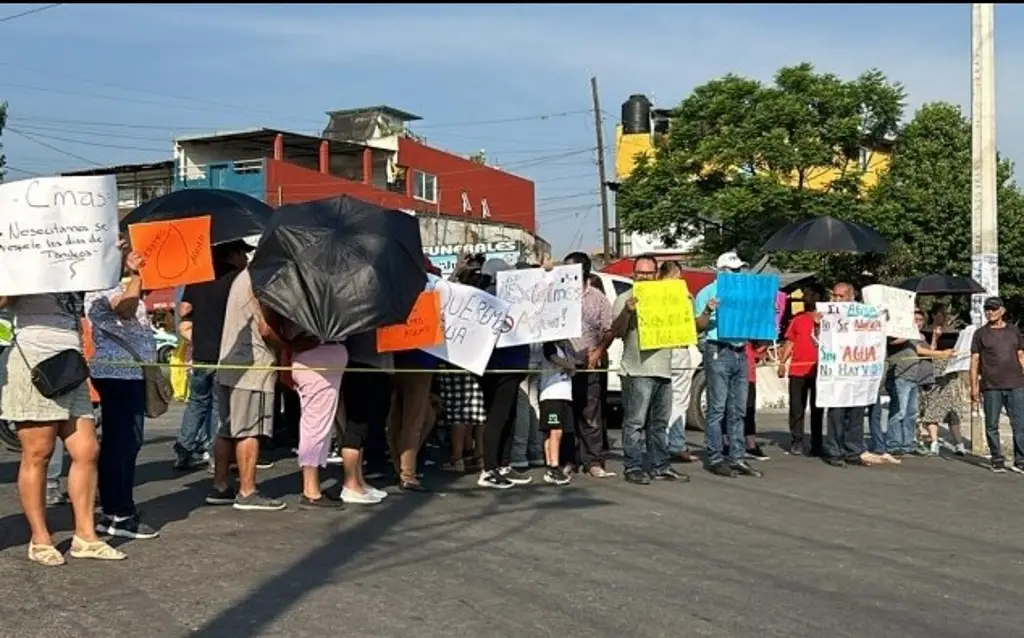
[971,3,998,453]
[591,76,612,260]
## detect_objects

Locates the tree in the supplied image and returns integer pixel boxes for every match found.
[0,101,6,182]
[616,63,906,271]
[864,101,1024,315]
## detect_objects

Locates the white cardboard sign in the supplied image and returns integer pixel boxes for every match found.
[421,277,510,375]
[862,284,919,340]
[815,302,887,408]
[0,175,120,296]
[495,264,583,347]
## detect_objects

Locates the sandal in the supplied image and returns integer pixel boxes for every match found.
[69,536,126,561]
[28,542,65,567]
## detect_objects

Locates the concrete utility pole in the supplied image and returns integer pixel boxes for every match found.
[971,3,998,453]
[591,76,612,260]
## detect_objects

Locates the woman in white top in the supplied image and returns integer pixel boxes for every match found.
[0,292,123,565]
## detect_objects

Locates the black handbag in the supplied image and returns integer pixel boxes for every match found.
[13,342,90,400]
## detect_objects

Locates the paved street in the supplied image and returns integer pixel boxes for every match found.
[1,406,1023,638]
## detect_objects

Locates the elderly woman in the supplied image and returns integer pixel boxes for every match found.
[2,289,124,565]
[85,247,159,540]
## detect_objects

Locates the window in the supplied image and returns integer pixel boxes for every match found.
[117,184,137,208]
[412,169,437,203]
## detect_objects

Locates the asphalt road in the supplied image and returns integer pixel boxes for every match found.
[1,406,1022,638]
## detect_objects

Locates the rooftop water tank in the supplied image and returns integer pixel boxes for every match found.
[621,94,652,135]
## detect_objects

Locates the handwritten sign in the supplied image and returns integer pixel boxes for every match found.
[862,284,918,340]
[943,325,977,375]
[128,216,215,290]
[0,175,120,296]
[634,279,697,350]
[376,290,443,353]
[421,277,511,375]
[815,302,887,408]
[716,272,781,341]
[495,264,582,347]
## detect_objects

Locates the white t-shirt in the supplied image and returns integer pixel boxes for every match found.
[539,342,573,402]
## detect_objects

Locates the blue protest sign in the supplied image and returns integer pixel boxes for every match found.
[716,272,781,341]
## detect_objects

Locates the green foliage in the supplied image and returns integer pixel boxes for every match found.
[0,101,6,182]
[617,63,906,276]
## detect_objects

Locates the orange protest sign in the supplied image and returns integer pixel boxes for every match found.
[128,216,215,290]
[376,291,443,353]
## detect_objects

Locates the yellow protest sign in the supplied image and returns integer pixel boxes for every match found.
[635,280,697,350]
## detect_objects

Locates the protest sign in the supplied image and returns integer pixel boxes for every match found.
[716,272,781,341]
[421,279,511,375]
[495,264,582,347]
[128,216,215,290]
[943,325,977,375]
[862,284,919,340]
[376,290,443,353]
[634,279,697,350]
[0,175,120,296]
[815,302,887,408]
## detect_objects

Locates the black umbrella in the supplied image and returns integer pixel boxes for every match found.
[760,217,889,254]
[897,274,986,296]
[120,188,274,245]
[248,195,427,342]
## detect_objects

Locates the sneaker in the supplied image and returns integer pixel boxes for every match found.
[623,470,651,485]
[991,459,1007,474]
[653,467,691,482]
[731,461,764,478]
[300,491,345,509]
[256,458,275,470]
[366,486,389,500]
[325,449,343,466]
[102,514,160,540]
[205,486,237,506]
[1010,463,1024,475]
[543,467,571,485]
[340,487,383,505]
[477,470,514,490]
[788,441,805,456]
[708,462,737,478]
[954,442,967,457]
[499,467,533,485]
[928,441,940,456]
[233,491,287,511]
[745,445,770,461]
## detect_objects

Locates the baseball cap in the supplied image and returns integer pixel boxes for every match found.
[715,251,747,271]
[983,296,1004,310]
[480,258,513,278]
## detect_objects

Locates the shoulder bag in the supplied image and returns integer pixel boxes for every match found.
[92,324,172,418]
[12,339,90,399]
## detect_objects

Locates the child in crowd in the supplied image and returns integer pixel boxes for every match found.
[539,339,577,485]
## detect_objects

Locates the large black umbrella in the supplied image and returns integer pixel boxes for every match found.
[760,217,889,254]
[898,274,986,296]
[120,188,274,245]
[248,195,427,342]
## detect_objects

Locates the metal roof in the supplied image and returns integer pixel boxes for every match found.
[61,159,173,177]
[325,105,422,122]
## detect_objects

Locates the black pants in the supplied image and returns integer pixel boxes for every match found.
[721,382,757,439]
[788,375,824,452]
[341,364,393,452]
[480,373,524,472]
[94,378,145,518]
[826,406,866,461]
[572,371,605,469]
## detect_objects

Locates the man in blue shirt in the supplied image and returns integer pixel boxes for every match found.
[694,252,764,479]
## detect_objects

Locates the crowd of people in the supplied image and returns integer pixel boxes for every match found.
[5,239,1024,568]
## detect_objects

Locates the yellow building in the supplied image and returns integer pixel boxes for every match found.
[614,96,893,190]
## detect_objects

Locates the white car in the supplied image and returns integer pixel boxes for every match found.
[593,272,708,431]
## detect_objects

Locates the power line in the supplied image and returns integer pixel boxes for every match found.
[0,3,61,24]
[411,110,591,130]
[4,126,99,166]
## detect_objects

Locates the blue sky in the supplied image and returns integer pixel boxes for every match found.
[1,3,1021,256]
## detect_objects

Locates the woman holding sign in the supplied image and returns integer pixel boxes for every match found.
[1,291,125,566]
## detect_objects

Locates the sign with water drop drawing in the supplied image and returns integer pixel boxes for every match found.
[0,175,121,296]
[127,215,215,290]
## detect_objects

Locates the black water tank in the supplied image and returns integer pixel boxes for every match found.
[621,94,651,135]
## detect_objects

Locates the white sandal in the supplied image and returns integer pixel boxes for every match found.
[28,542,65,567]
[69,536,126,561]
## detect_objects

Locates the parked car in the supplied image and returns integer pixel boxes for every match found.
[154,327,179,364]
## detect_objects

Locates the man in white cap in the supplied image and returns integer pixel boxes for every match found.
[693,251,764,479]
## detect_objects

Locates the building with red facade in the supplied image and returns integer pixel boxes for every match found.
[172,105,537,233]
